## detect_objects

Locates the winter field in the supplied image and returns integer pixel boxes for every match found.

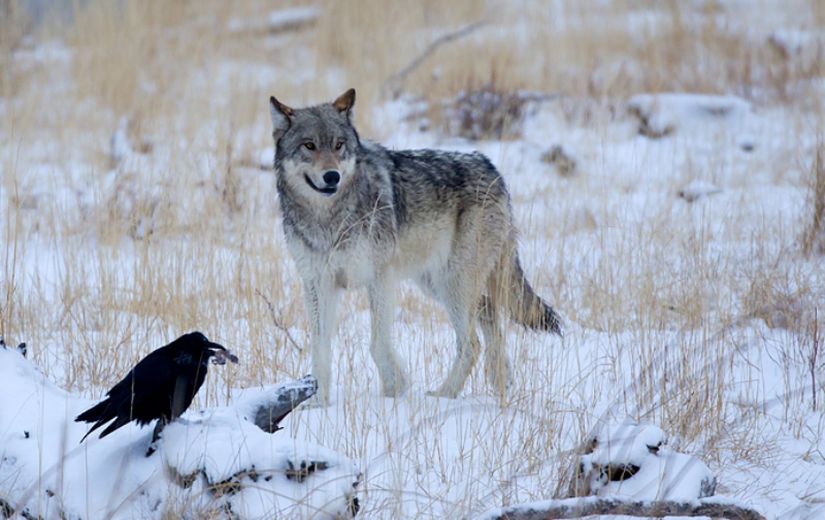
[1,0,824,518]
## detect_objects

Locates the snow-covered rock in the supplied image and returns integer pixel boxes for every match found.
[678,179,723,202]
[628,93,752,139]
[541,144,578,177]
[768,29,825,60]
[572,419,716,500]
[0,347,360,519]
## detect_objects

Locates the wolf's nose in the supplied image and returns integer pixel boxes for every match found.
[323,170,340,186]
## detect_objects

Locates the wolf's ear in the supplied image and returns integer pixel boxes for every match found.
[332,88,356,117]
[269,96,293,140]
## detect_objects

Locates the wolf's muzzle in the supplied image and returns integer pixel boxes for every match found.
[304,172,339,196]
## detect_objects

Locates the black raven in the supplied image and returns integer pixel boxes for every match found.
[75,331,238,445]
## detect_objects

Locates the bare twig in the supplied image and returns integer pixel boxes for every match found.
[384,20,487,98]
[479,497,766,520]
[811,307,820,411]
[256,289,302,351]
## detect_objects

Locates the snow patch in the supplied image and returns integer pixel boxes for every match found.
[0,347,359,519]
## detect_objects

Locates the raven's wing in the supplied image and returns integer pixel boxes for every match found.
[76,346,177,441]
[104,347,175,399]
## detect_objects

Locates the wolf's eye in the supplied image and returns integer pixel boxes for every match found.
[303,142,316,151]
[335,141,344,151]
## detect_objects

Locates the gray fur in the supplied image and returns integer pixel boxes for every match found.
[268,89,562,401]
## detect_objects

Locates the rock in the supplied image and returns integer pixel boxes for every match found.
[678,180,722,202]
[541,145,577,177]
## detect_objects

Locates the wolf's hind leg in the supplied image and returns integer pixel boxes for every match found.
[368,275,408,397]
[479,294,510,397]
[430,305,482,398]
[429,273,483,398]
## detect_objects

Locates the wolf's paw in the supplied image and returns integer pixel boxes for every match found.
[484,357,512,394]
[381,373,409,398]
[426,385,459,399]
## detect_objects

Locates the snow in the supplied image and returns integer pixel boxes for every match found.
[0,348,360,519]
[579,420,715,500]
[2,3,825,518]
[583,421,667,470]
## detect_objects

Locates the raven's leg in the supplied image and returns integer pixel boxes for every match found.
[146,418,169,457]
[152,418,168,443]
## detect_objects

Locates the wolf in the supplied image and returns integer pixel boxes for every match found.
[269,88,562,402]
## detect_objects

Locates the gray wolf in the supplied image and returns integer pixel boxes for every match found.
[268,88,561,401]
[76,332,238,446]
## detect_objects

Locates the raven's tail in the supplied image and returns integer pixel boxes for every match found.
[75,399,110,423]
[76,399,113,443]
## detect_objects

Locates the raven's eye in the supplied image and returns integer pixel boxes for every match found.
[335,141,344,151]
[303,142,316,151]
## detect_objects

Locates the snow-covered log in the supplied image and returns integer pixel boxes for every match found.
[478,496,766,520]
[236,374,318,433]
[0,346,360,519]
[480,420,765,519]
[227,6,320,35]
[569,420,715,499]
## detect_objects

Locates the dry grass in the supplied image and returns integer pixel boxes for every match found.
[1,0,825,516]
[803,145,825,255]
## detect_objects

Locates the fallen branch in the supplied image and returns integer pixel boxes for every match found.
[227,6,320,35]
[384,20,487,98]
[249,375,318,433]
[479,497,766,520]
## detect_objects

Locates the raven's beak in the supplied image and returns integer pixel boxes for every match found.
[211,348,239,365]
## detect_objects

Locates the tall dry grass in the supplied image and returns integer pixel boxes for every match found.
[802,145,825,255]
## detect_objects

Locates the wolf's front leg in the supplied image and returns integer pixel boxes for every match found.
[368,275,408,397]
[304,279,341,403]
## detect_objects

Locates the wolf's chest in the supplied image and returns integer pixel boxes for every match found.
[287,235,379,289]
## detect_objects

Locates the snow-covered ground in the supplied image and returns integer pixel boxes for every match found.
[2,1,824,518]
[0,347,360,518]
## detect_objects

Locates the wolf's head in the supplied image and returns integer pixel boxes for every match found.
[269,89,360,200]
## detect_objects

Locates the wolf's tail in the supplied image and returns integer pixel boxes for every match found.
[501,250,563,335]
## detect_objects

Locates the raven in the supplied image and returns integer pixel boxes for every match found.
[76,331,238,445]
